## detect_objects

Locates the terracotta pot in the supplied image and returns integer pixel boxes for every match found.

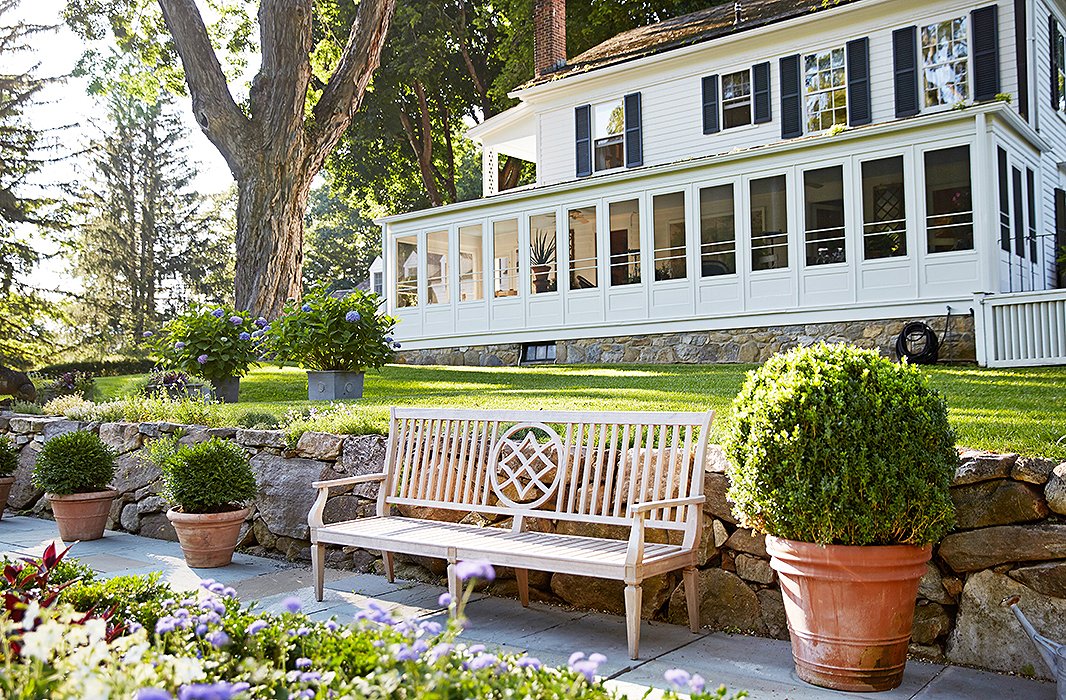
[47,490,118,541]
[0,476,13,521]
[167,507,250,568]
[766,536,931,692]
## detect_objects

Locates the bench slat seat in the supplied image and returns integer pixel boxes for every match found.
[308,407,714,659]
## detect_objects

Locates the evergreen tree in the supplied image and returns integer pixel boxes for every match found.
[303,183,381,293]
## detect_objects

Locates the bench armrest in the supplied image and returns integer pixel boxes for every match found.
[627,495,705,517]
[312,473,388,490]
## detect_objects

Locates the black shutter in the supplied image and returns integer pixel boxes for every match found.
[1055,188,1066,287]
[1052,17,1062,110]
[972,5,1000,102]
[624,92,643,168]
[575,104,592,178]
[753,62,772,123]
[892,26,920,118]
[998,147,1010,252]
[1027,168,1038,260]
[702,75,720,134]
[1015,0,1029,120]
[846,37,871,126]
[780,54,802,139]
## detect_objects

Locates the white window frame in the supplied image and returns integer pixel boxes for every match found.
[592,99,626,173]
[1055,19,1066,113]
[920,15,971,110]
[803,46,848,134]
[721,68,754,130]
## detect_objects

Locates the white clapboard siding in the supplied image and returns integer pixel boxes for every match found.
[974,290,1066,366]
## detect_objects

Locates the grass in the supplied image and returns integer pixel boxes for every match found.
[93,363,1066,459]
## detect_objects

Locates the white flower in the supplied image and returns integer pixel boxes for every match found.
[170,656,206,684]
[21,601,40,631]
[21,620,63,661]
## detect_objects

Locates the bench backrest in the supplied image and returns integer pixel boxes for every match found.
[380,407,714,531]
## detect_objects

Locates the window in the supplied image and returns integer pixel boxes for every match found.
[1013,167,1024,258]
[722,70,752,129]
[395,235,419,308]
[372,272,383,296]
[924,145,974,253]
[861,156,907,260]
[529,213,558,293]
[921,17,969,107]
[522,342,557,363]
[426,230,449,304]
[609,199,641,286]
[750,175,789,270]
[804,48,847,132]
[568,206,598,289]
[700,184,736,276]
[492,219,520,298]
[1057,26,1066,111]
[653,192,687,281]
[998,148,1011,252]
[1027,169,1038,260]
[594,100,625,171]
[803,166,846,266]
[458,225,483,302]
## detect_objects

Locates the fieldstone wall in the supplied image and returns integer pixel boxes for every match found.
[3,413,1064,679]
[396,314,976,367]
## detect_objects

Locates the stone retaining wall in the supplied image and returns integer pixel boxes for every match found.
[397,314,976,367]
[3,413,1064,679]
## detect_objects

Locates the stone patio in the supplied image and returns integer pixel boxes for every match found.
[0,515,1054,699]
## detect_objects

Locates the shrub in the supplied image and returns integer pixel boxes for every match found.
[724,343,957,546]
[266,285,399,372]
[234,409,280,429]
[283,403,388,447]
[32,430,116,495]
[11,400,42,415]
[35,358,155,377]
[0,436,17,478]
[151,437,257,513]
[140,370,208,398]
[150,305,263,381]
[60,572,175,632]
[43,395,97,420]
[34,371,96,403]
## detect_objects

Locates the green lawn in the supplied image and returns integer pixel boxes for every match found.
[95,363,1066,459]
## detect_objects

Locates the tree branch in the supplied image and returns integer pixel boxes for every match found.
[249,0,314,151]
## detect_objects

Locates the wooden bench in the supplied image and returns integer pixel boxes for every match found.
[308,407,714,659]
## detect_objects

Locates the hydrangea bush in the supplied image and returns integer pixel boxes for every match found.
[151,306,264,382]
[266,285,399,373]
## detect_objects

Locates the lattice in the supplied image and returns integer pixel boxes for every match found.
[487,423,563,508]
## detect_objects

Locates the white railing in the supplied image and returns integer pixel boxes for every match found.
[974,290,1066,367]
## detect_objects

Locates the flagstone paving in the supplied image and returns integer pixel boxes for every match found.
[0,515,1054,699]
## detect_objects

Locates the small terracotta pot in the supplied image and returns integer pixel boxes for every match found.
[47,490,119,541]
[0,476,14,521]
[167,507,250,568]
[767,536,931,692]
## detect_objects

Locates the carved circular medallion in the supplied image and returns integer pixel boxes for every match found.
[488,422,564,509]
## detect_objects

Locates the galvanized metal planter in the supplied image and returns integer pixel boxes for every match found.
[307,371,365,401]
[1009,597,1066,699]
[210,377,240,404]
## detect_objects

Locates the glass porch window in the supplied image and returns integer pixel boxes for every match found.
[699,184,736,276]
[750,175,789,271]
[458,224,484,302]
[804,48,847,132]
[425,229,449,305]
[803,165,846,266]
[861,156,908,260]
[609,199,641,286]
[924,145,974,253]
[568,207,598,289]
[529,212,559,294]
[921,17,969,108]
[394,235,419,308]
[653,192,687,281]
[492,219,520,298]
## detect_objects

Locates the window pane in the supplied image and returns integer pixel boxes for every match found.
[529,213,559,294]
[595,136,624,171]
[751,175,789,271]
[609,199,641,286]
[395,235,419,308]
[804,48,847,132]
[721,70,752,129]
[700,184,736,276]
[594,100,625,171]
[458,225,483,302]
[924,145,974,253]
[861,156,908,260]
[426,230,449,304]
[653,192,687,281]
[922,17,969,107]
[492,219,520,297]
[804,166,846,266]
[568,207,598,289]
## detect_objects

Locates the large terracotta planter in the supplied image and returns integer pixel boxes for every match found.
[47,490,118,541]
[0,476,13,521]
[167,507,250,568]
[766,536,931,692]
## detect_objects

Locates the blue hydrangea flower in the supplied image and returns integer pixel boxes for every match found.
[281,596,303,613]
[142,331,153,338]
[239,332,251,341]
[384,336,394,343]
[255,317,268,328]
[345,310,361,322]
[197,354,209,365]
[229,316,243,326]
[174,342,186,350]
[301,303,312,312]
[295,657,312,669]
[455,559,495,582]
[211,309,225,318]
[393,342,402,349]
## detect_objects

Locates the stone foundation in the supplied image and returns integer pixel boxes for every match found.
[396,314,976,366]
[3,413,1063,679]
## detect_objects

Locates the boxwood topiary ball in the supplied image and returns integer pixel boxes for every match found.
[0,436,18,478]
[724,343,957,547]
[32,431,116,495]
[160,437,257,514]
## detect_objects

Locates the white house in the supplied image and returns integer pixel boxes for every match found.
[377,0,1066,367]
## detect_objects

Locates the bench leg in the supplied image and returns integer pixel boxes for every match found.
[516,568,530,607]
[624,583,642,660]
[311,543,325,602]
[383,551,395,583]
[446,562,459,604]
[683,566,700,634]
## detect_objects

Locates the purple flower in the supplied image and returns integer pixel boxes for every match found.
[345,310,361,322]
[468,653,500,671]
[206,630,230,648]
[569,652,606,682]
[394,643,419,661]
[455,559,495,582]
[384,336,394,343]
[142,331,154,338]
[174,341,185,350]
[517,656,542,670]
[255,317,268,328]
[281,596,303,613]
[238,332,251,341]
[211,309,225,318]
[301,303,312,312]
[689,674,706,693]
[195,623,208,637]
[664,668,691,689]
[136,690,173,700]
[295,657,312,669]
[177,682,250,700]
[393,342,402,349]
[325,620,339,631]
[197,354,209,365]
[229,315,243,325]
[438,593,453,607]
[155,616,179,635]
[246,619,268,635]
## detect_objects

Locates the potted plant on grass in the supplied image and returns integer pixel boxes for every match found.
[32,431,118,541]
[150,437,257,568]
[267,285,399,400]
[150,306,262,403]
[724,343,956,693]
[0,436,17,520]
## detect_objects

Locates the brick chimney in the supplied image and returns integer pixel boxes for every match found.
[534,0,566,77]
